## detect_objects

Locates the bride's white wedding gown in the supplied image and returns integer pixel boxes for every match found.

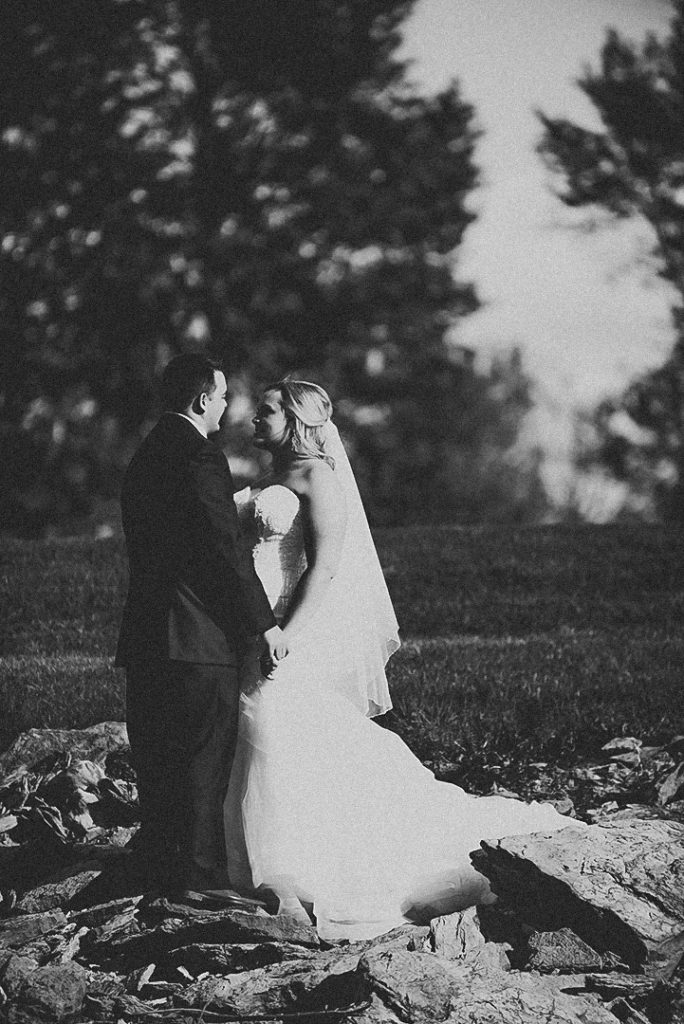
[224,484,567,941]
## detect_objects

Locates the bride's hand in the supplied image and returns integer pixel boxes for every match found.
[260,625,289,678]
[259,652,278,678]
[263,624,289,660]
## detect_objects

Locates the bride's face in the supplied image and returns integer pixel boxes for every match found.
[252,389,290,450]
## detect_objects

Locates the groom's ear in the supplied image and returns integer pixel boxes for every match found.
[192,392,207,415]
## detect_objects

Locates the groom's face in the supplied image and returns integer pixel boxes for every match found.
[203,370,228,434]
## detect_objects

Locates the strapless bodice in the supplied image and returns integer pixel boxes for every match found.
[240,484,307,621]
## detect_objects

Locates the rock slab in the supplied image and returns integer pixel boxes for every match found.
[5,962,87,1023]
[180,949,364,1015]
[89,904,319,968]
[0,723,129,784]
[526,927,607,973]
[473,819,684,979]
[359,948,617,1024]
[0,911,68,950]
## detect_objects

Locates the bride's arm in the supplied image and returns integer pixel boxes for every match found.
[280,462,347,643]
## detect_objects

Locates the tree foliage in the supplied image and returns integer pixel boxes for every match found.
[538,4,684,521]
[1,0,544,533]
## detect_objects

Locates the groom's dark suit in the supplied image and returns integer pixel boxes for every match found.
[116,413,275,890]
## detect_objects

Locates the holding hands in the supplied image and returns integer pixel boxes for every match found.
[260,624,289,678]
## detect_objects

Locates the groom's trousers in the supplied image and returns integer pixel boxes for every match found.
[125,658,240,890]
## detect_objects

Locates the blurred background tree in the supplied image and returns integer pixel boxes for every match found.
[1,0,546,535]
[538,1,684,523]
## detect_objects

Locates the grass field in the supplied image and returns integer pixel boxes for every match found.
[1,525,683,792]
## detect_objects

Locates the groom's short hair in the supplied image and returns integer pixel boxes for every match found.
[161,354,224,412]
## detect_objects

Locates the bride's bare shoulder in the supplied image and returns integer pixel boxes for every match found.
[301,458,335,483]
[297,458,342,501]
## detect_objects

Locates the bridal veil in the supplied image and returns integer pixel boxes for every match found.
[317,420,400,717]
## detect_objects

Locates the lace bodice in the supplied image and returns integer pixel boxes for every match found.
[238,484,307,621]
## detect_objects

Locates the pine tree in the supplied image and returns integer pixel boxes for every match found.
[538,4,684,520]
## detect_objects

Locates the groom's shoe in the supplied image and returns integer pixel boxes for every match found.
[171,888,267,912]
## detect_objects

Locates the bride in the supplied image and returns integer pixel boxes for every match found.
[225,380,568,942]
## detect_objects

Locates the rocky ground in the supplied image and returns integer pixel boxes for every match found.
[0,721,683,1024]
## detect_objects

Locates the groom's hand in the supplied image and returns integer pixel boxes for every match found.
[260,625,289,677]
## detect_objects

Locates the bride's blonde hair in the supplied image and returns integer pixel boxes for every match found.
[268,379,335,468]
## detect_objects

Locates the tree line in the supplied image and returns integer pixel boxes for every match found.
[0,0,549,535]
[3,0,683,534]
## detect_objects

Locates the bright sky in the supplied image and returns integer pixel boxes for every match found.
[398,0,678,505]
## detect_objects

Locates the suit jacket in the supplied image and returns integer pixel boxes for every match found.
[115,413,276,666]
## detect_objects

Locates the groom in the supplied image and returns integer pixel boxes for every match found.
[115,353,286,900]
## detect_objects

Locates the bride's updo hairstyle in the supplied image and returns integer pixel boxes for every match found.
[269,379,335,468]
